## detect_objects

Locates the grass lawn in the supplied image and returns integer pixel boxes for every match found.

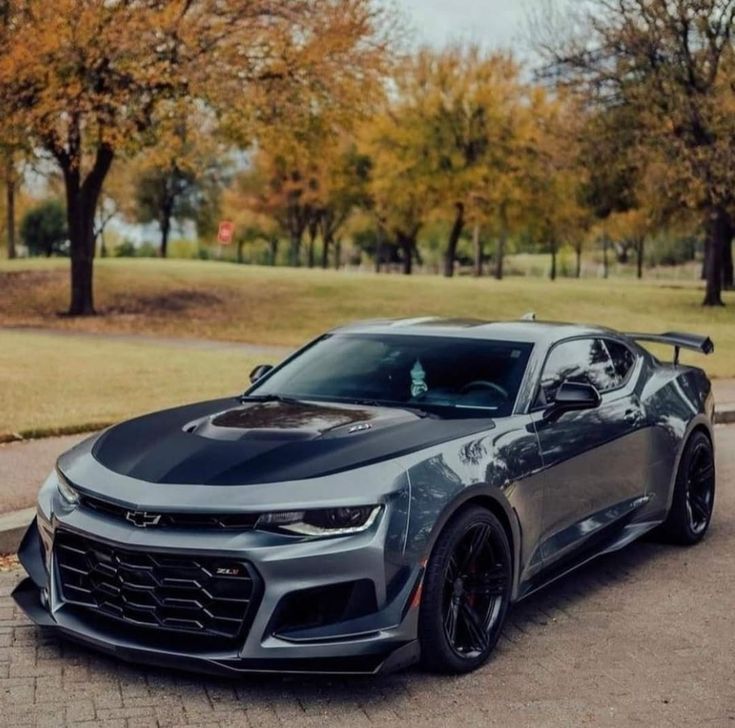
[0,257,734,436]
[2,257,734,369]
[0,330,260,438]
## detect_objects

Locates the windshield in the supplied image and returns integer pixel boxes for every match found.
[249,334,533,418]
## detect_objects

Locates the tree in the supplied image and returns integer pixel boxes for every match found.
[2,151,16,259]
[523,89,590,281]
[131,110,230,257]
[0,0,393,314]
[539,0,735,305]
[316,144,372,268]
[20,199,67,257]
[362,108,434,273]
[364,46,524,277]
[219,173,281,264]
[242,144,321,267]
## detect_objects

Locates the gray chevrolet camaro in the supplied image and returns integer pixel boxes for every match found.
[14,318,716,676]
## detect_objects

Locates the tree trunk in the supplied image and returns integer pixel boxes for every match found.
[307,224,317,268]
[550,240,557,281]
[159,209,171,259]
[636,238,644,280]
[4,152,16,259]
[723,232,734,290]
[334,239,341,270]
[289,232,301,267]
[575,245,582,278]
[602,237,609,279]
[494,232,506,281]
[321,235,330,269]
[63,145,114,316]
[701,238,709,280]
[398,233,413,275]
[375,228,387,273]
[472,223,482,277]
[237,239,244,264]
[443,202,465,278]
[269,237,278,266]
[703,206,730,306]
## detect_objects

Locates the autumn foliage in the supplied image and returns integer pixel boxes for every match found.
[0,0,392,314]
[1,1,734,311]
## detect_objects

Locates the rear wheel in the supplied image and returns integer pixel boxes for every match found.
[418,506,511,674]
[659,430,715,545]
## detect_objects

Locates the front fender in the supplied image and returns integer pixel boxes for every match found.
[403,475,523,602]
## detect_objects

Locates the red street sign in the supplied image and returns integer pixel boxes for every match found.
[217,220,235,245]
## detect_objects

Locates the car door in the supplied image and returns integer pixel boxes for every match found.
[530,337,645,567]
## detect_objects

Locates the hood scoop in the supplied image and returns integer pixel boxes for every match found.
[182,400,379,442]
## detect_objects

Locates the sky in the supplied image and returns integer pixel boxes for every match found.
[399,0,534,52]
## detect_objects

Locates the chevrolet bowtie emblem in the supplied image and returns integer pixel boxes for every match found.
[125,510,162,528]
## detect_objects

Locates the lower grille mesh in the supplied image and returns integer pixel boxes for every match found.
[55,531,256,640]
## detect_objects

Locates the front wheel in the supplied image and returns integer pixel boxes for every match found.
[418,506,512,674]
[659,430,716,545]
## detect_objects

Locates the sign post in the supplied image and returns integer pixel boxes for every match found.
[216,221,234,260]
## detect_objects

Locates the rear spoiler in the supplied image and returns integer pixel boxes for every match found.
[626,331,714,364]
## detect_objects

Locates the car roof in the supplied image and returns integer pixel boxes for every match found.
[329,317,621,348]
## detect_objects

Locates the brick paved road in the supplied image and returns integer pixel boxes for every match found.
[2,427,735,727]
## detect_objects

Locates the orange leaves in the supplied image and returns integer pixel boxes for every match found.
[0,1,393,170]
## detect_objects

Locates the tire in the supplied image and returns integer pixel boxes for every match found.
[418,505,512,674]
[659,430,716,545]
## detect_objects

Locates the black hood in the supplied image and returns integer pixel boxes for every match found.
[90,397,493,485]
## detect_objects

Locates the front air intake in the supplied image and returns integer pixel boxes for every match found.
[54,530,259,642]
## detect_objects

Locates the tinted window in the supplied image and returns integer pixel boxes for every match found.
[604,340,636,383]
[537,338,619,406]
[251,334,533,417]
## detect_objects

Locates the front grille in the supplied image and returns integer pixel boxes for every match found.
[55,530,258,640]
[79,495,259,530]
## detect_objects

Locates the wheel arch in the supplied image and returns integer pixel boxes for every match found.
[420,484,522,602]
[664,415,715,514]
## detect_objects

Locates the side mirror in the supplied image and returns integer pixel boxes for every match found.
[249,364,273,384]
[544,380,601,421]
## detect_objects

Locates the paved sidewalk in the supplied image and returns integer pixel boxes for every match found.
[715,378,735,406]
[2,425,734,726]
[0,435,88,515]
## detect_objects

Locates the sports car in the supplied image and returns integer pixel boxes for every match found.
[13,318,716,675]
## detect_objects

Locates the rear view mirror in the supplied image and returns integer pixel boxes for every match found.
[544,380,601,420]
[249,364,273,384]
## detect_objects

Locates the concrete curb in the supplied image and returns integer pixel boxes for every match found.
[0,507,34,554]
[716,407,735,425]
[1,408,734,555]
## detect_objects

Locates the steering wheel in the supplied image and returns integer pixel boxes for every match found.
[459,380,509,399]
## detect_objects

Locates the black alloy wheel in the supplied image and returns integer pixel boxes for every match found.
[659,430,716,545]
[419,506,511,673]
[685,437,716,535]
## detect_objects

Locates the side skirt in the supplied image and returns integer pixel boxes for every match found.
[515,517,661,603]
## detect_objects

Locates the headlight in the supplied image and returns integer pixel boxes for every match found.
[56,469,79,505]
[256,505,382,536]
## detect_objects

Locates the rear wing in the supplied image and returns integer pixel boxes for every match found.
[626,331,714,364]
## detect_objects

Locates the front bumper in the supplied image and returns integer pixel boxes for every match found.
[13,513,421,676]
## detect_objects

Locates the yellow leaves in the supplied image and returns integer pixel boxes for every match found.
[0,0,394,180]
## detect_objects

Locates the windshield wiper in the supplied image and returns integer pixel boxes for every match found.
[239,394,305,405]
[347,399,436,419]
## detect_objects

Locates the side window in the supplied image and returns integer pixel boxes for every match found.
[603,340,636,384]
[537,338,618,406]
